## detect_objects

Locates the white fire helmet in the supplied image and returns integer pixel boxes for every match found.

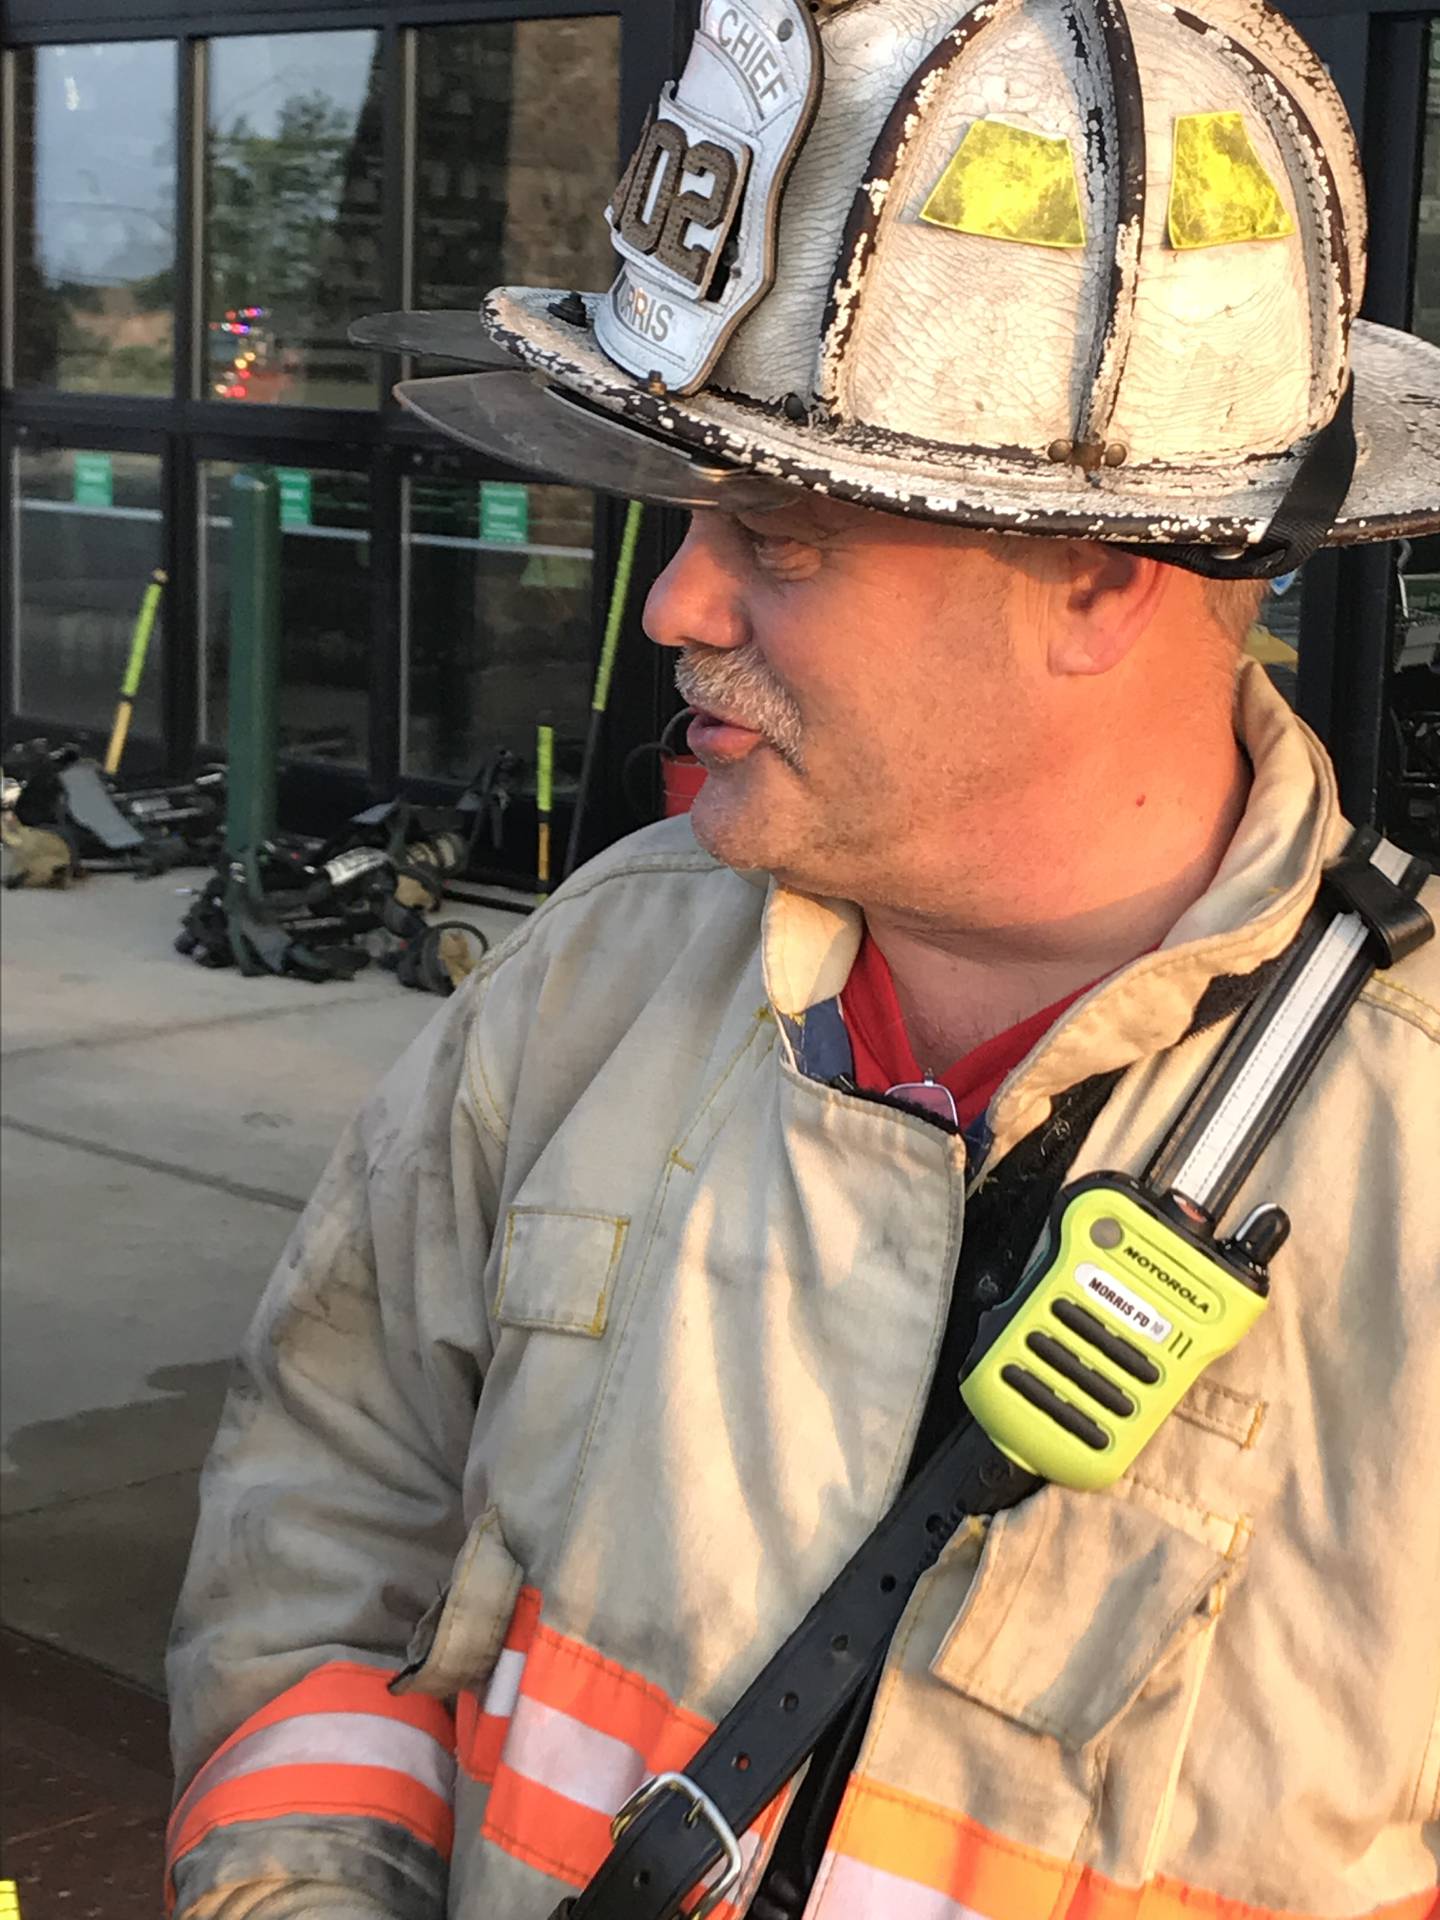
[356,0,1440,576]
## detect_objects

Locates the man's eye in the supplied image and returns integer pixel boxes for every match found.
[735,522,822,579]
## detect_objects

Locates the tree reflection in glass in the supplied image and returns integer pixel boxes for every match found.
[205,33,383,407]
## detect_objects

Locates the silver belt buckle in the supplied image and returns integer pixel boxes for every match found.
[611,1770,745,1919]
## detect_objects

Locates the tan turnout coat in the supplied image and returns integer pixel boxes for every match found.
[168,665,1440,1920]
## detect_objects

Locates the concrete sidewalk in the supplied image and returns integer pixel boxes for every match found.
[0,868,522,1701]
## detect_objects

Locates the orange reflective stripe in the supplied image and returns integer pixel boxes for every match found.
[505,1586,544,1654]
[459,1585,543,1785]
[829,1774,1069,1915]
[166,1660,457,1915]
[481,1617,785,1912]
[169,1761,453,1864]
[520,1620,712,1761]
[486,1770,616,1888]
[821,1775,1440,1920]
[188,1659,452,1778]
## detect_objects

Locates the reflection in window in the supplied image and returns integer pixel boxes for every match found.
[404,479,595,787]
[12,43,177,393]
[414,17,620,336]
[205,33,383,407]
[13,449,165,738]
[201,464,371,765]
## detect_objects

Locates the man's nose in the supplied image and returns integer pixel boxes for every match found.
[643,515,750,653]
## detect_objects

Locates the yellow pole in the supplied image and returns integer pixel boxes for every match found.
[536,721,555,895]
[104,567,168,775]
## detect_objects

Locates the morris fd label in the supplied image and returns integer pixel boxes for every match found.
[1075,1263,1173,1343]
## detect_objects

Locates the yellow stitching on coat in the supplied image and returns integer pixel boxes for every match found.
[1125,1472,1243,1544]
[1194,1377,1257,1409]
[460,975,509,1148]
[494,1208,630,1336]
[1222,1514,1253,1561]
[673,1013,775,1158]
[557,1152,683,1548]
[506,1205,626,1225]
[1361,976,1440,1044]
[493,1211,520,1323]
[466,1019,511,1150]
[1172,1391,1268,1451]
[1139,1608,1221,1877]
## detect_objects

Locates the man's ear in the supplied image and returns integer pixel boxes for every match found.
[1048,543,1169,677]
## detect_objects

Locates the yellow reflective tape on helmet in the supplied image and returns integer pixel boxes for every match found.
[0,1880,21,1920]
[1168,111,1294,249]
[920,120,1086,249]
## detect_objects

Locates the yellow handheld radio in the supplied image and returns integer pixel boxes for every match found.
[962,830,1432,1492]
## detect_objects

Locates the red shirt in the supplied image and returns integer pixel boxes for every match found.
[839,930,1093,1131]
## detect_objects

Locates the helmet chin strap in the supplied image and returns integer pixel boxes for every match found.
[1128,375,1357,581]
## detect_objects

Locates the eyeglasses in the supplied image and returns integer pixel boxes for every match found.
[884,1074,959,1127]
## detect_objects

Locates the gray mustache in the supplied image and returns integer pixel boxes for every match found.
[674,646,804,767]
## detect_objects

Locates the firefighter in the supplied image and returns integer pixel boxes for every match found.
[166,1,1440,1916]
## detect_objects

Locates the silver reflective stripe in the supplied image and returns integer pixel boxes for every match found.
[481,1645,527,1720]
[175,1711,456,1827]
[503,1694,647,1815]
[1166,837,1410,1209]
[805,1852,988,1920]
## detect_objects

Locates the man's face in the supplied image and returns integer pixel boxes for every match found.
[643,494,1035,911]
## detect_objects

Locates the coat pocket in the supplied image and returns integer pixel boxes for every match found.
[494,1204,629,1337]
[933,1485,1238,1748]
[918,1483,1246,1877]
[390,1506,524,1699]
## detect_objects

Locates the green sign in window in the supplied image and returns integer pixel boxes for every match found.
[480,481,530,546]
[73,451,114,509]
[276,467,313,529]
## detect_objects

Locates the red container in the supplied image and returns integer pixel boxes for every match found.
[662,754,708,817]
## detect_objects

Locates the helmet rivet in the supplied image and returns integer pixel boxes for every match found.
[646,371,669,397]
[1046,439,1073,463]
[782,392,809,423]
[1103,442,1128,468]
[547,291,589,328]
[777,16,795,39]
[1072,441,1106,473]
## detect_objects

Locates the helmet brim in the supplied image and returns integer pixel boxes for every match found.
[352,295,1440,546]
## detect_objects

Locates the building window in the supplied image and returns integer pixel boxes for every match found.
[1416,25,1440,350]
[403,477,595,787]
[12,447,165,738]
[201,463,371,764]
[205,33,383,408]
[413,16,621,342]
[1389,23,1440,856]
[12,42,177,394]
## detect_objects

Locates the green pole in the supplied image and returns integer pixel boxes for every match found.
[103,567,168,774]
[536,720,555,895]
[225,467,282,896]
[564,500,645,880]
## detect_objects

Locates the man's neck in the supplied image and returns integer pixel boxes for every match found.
[863,743,1252,1068]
